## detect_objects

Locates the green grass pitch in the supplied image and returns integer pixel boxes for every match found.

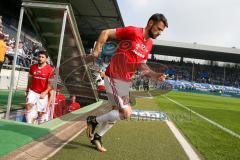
[1,89,239,159]
[50,91,240,160]
[0,90,25,112]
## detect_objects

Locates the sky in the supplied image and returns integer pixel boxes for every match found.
[117,0,240,48]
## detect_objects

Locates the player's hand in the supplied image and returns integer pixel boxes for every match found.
[85,52,98,64]
[25,90,29,97]
[40,91,47,99]
[157,73,166,82]
[46,104,50,112]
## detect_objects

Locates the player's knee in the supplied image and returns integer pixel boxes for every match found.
[126,110,132,119]
[38,112,43,117]
[26,103,33,111]
[120,108,132,119]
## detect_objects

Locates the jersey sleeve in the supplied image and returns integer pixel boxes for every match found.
[49,67,54,78]
[116,26,137,40]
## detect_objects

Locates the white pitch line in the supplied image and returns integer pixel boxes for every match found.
[166,120,201,160]
[164,95,240,140]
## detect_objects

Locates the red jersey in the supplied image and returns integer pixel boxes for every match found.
[105,26,153,81]
[29,64,53,94]
[69,102,80,112]
[55,93,66,104]
[97,85,106,92]
[53,93,66,118]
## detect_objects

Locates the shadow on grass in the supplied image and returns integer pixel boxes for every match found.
[63,141,95,150]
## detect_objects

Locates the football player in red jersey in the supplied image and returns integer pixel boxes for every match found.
[69,95,80,112]
[53,89,66,118]
[26,51,54,124]
[86,13,168,152]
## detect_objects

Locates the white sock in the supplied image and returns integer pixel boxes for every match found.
[96,110,121,123]
[42,113,49,122]
[97,121,116,136]
[26,111,32,124]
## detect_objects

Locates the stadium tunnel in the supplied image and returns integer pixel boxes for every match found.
[0,0,124,106]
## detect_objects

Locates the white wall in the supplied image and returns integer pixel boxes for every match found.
[0,69,28,90]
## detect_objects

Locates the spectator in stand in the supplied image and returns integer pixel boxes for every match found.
[0,25,3,34]
[0,16,2,27]
[0,33,7,73]
[5,42,14,65]
[24,49,32,67]
[17,41,27,67]
[69,95,81,112]
[143,77,149,91]
[4,34,9,43]
[135,78,141,90]
[9,37,15,45]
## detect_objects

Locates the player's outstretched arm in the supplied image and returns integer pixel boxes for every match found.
[139,63,166,82]
[85,29,116,63]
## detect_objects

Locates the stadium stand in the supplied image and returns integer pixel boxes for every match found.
[0,15,41,70]
[129,59,240,98]
[147,59,240,87]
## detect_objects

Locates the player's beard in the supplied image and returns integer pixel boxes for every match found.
[38,60,43,65]
[148,27,157,39]
[38,60,46,67]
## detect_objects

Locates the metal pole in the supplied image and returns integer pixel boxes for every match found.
[6,7,24,119]
[50,9,68,119]
[223,66,226,85]
[192,62,194,82]
[66,6,99,101]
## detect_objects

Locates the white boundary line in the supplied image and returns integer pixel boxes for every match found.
[164,95,240,139]
[42,126,87,160]
[166,120,201,160]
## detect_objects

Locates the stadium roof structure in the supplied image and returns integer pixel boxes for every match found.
[39,0,124,48]
[23,0,123,47]
[152,40,240,63]
[0,0,124,48]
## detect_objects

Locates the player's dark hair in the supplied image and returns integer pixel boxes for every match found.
[38,50,49,58]
[148,13,168,28]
